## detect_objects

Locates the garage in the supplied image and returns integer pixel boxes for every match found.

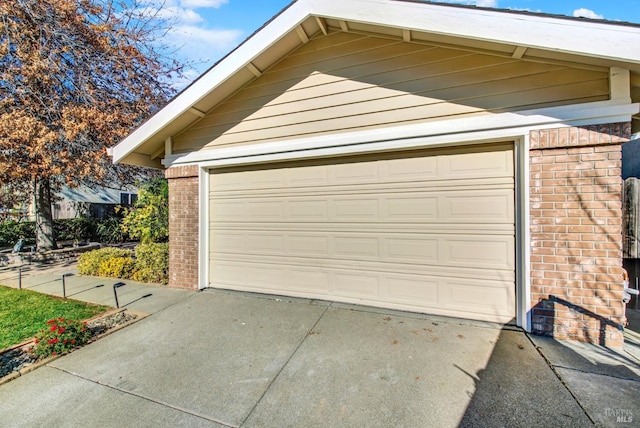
[208,143,515,323]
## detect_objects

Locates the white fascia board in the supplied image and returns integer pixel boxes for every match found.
[163,100,639,168]
[309,0,640,63]
[515,137,531,331]
[198,166,209,290]
[111,0,312,164]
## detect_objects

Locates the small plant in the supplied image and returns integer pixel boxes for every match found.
[29,318,92,359]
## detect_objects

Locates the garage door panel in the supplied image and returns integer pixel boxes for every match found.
[446,280,515,318]
[333,236,380,259]
[212,231,511,271]
[287,269,331,293]
[248,201,285,220]
[289,199,330,220]
[444,191,514,222]
[381,156,438,181]
[443,237,515,270]
[384,196,439,220]
[209,144,513,192]
[288,164,329,186]
[440,148,513,179]
[211,201,246,220]
[331,162,380,184]
[209,143,516,323]
[213,232,246,253]
[210,177,513,198]
[211,190,513,224]
[288,234,330,257]
[211,254,514,283]
[209,258,514,321]
[385,237,439,263]
[213,261,286,290]
[383,275,440,304]
[334,273,380,298]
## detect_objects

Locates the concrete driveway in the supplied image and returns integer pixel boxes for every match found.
[0,290,596,427]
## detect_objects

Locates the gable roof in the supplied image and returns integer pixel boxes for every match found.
[110,0,640,168]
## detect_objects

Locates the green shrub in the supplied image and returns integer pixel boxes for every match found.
[0,221,35,247]
[54,218,96,242]
[132,243,169,284]
[77,247,133,276]
[0,217,128,248]
[95,216,127,244]
[29,318,92,359]
[121,178,168,243]
[98,256,136,278]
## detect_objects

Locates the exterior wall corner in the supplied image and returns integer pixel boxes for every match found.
[528,122,630,347]
[166,165,200,290]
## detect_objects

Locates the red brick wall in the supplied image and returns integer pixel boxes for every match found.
[529,123,631,347]
[166,165,200,290]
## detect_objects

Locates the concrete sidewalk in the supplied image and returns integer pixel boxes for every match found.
[0,259,196,314]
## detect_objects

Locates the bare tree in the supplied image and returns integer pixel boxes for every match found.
[0,0,183,250]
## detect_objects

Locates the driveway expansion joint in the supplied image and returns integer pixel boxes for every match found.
[524,332,597,426]
[550,365,640,383]
[239,302,332,427]
[48,365,237,427]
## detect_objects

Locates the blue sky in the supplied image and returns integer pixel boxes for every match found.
[150,0,640,84]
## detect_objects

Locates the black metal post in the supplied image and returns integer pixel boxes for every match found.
[61,273,72,299]
[113,282,126,308]
[18,267,22,290]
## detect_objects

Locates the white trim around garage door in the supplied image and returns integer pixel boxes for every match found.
[194,133,531,331]
[189,99,637,331]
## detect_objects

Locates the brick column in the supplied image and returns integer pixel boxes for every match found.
[166,165,200,290]
[529,123,631,347]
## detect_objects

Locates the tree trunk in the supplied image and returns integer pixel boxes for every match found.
[34,176,56,251]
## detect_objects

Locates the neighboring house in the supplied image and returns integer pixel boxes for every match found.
[28,185,137,220]
[110,0,640,347]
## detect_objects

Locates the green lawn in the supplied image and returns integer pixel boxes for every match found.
[0,286,109,350]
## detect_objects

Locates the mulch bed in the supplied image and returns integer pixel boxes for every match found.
[0,309,145,384]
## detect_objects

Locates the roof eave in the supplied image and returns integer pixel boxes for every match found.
[111,0,640,167]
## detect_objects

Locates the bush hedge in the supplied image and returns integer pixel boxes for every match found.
[132,243,169,284]
[77,247,133,276]
[0,218,129,248]
[77,243,169,285]
[0,221,35,247]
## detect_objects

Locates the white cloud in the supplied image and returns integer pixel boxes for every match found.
[573,8,604,19]
[152,7,204,23]
[168,24,243,73]
[135,0,242,87]
[435,0,498,7]
[180,0,228,8]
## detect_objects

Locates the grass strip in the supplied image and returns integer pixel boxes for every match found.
[0,285,109,349]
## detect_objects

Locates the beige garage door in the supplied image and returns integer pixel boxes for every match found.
[208,143,515,323]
